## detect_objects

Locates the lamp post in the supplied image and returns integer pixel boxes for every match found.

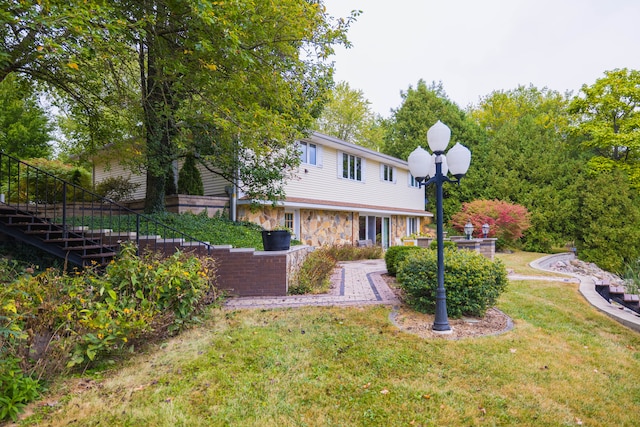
[482,223,490,238]
[464,221,474,240]
[408,121,471,332]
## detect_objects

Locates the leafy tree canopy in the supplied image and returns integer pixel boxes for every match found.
[569,68,640,187]
[0,73,52,158]
[1,0,357,213]
[314,81,385,149]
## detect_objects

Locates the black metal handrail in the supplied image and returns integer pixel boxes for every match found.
[0,151,211,260]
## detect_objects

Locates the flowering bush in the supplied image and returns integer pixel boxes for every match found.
[451,199,531,248]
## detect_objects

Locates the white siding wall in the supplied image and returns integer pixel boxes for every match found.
[93,158,230,198]
[93,161,147,200]
[284,143,425,211]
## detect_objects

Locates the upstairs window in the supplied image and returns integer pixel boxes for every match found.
[299,141,318,165]
[381,164,395,183]
[409,174,421,188]
[342,153,363,181]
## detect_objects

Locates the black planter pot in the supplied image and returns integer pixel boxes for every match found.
[261,230,291,251]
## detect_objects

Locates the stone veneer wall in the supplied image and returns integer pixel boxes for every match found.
[392,215,407,245]
[239,206,429,248]
[239,206,286,232]
[300,209,355,246]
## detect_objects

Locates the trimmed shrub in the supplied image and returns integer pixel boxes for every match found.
[95,176,140,202]
[428,240,458,251]
[178,154,204,196]
[384,245,424,277]
[397,248,508,318]
[289,248,337,295]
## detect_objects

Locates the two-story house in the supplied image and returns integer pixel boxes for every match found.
[91,132,432,248]
[237,132,432,248]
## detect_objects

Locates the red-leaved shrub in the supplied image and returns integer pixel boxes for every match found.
[451,199,531,246]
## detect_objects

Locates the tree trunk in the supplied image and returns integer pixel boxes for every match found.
[140,1,175,214]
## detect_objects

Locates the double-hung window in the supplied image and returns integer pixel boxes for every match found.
[341,153,363,181]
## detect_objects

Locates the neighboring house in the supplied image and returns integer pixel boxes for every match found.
[91,132,433,248]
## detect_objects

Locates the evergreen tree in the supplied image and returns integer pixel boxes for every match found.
[178,154,204,196]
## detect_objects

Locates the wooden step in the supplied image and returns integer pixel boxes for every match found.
[609,286,625,295]
[623,294,640,307]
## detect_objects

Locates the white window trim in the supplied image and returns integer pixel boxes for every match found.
[380,163,396,183]
[407,217,420,236]
[299,141,323,167]
[337,151,365,182]
[284,209,300,239]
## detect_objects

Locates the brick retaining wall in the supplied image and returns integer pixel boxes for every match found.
[193,245,313,297]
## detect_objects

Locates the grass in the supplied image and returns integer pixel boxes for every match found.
[496,250,568,277]
[67,212,265,249]
[14,253,640,426]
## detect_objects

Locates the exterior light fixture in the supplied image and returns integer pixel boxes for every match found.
[482,223,490,238]
[407,120,471,333]
[464,221,474,240]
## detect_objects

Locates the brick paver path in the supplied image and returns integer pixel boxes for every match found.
[224,259,399,310]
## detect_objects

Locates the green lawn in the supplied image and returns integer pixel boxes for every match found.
[17,253,640,426]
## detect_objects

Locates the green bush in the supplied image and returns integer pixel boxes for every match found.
[95,176,140,202]
[428,240,458,251]
[396,248,508,318]
[384,246,424,277]
[323,244,383,261]
[0,356,40,422]
[289,248,337,295]
[178,154,204,196]
[10,158,92,203]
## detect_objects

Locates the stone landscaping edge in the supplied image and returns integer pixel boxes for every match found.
[530,253,640,333]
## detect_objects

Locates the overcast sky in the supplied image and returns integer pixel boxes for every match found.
[323,0,640,117]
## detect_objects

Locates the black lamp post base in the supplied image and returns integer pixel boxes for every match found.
[432,325,453,334]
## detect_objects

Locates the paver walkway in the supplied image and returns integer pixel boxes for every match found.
[223,254,640,334]
[224,259,399,310]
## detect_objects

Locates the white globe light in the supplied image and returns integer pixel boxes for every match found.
[407,146,430,180]
[427,120,451,154]
[447,143,471,178]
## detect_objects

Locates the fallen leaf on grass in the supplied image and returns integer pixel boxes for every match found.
[362,382,371,389]
[380,389,389,395]
[510,348,517,354]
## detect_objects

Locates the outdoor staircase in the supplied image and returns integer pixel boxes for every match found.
[0,203,118,267]
[595,280,640,314]
[0,152,211,269]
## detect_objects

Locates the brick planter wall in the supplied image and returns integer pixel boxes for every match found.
[193,245,313,297]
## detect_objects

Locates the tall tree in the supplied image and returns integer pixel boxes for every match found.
[0,73,52,158]
[2,1,356,213]
[314,81,385,149]
[468,85,580,251]
[383,80,484,219]
[569,68,640,187]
